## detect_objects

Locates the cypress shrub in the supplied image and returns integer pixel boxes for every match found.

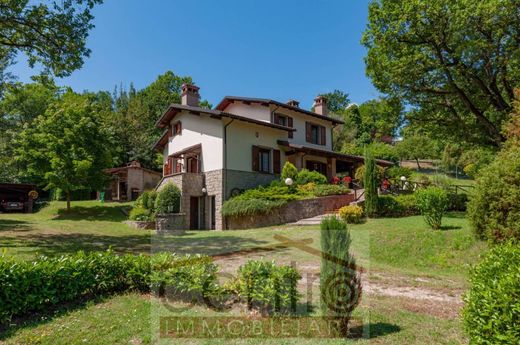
[364,148,379,217]
[320,216,362,336]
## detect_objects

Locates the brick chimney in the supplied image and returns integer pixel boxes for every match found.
[181,83,200,107]
[287,99,300,108]
[314,95,328,116]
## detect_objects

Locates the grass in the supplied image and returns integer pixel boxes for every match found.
[0,293,467,345]
[0,201,486,344]
[0,200,151,259]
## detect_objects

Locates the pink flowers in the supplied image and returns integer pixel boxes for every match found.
[331,175,351,185]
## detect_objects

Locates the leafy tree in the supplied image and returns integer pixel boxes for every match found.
[16,91,112,210]
[363,0,519,147]
[0,0,103,88]
[0,79,59,182]
[335,97,403,152]
[320,90,350,114]
[396,135,437,169]
[364,148,379,217]
[320,216,361,336]
[108,71,192,169]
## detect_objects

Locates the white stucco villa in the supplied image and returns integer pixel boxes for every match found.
[153,84,392,230]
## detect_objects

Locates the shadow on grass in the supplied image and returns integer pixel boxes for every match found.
[0,293,116,341]
[54,205,129,222]
[349,322,401,339]
[0,232,270,258]
[0,219,32,232]
[440,225,462,231]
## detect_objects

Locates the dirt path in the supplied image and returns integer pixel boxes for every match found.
[213,253,464,319]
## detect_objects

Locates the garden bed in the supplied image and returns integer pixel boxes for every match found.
[225,194,355,229]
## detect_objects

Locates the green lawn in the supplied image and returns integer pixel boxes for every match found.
[0,201,486,344]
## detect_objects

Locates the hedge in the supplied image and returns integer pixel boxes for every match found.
[463,243,520,344]
[0,251,218,323]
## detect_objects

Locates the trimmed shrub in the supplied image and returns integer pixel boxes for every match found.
[376,195,404,217]
[338,205,364,224]
[0,250,151,323]
[394,194,420,216]
[295,169,327,185]
[463,243,520,344]
[130,191,158,221]
[281,161,298,180]
[296,182,317,195]
[149,253,221,300]
[364,149,379,217]
[415,187,449,229]
[129,206,152,221]
[313,184,350,197]
[232,260,300,313]
[386,166,413,180]
[155,183,181,214]
[468,145,520,243]
[222,198,286,217]
[320,216,361,336]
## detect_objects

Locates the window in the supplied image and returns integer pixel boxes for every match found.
[311,125,320,144]
[170,121,182,137]
[306,122,326,145]
[274,114,293,138]
[275,114,287,126]
[252,146,280,174]
[259,148,270,173]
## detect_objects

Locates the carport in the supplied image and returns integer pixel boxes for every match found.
[0,183,36,213]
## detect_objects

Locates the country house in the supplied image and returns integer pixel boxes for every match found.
[153,84,391,230]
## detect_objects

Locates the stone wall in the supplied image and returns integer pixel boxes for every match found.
[224,169,278,199]
[156,213,186,234]
[124,220,155,230]
[225,193,355,230]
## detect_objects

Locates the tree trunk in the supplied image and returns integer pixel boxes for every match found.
[415,158,421,170]
[66,191,71,211]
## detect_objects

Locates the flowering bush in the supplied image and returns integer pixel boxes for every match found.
[338,205,364,223]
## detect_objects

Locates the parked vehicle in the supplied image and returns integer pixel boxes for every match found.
[0,200,24,212]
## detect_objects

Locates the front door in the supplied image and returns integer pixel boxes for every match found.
[190,197,199,230]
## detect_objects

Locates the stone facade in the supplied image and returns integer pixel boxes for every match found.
[224,193,355,230]
[156,169,279,231]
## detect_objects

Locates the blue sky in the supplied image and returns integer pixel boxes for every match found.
[10,0,380,109]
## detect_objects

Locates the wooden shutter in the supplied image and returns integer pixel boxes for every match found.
[252,146,259,171]
[176,121,182,134]
[305,122,312,142]
[273,149,281,174]
[320,126,326,145]
[273,113,279,125]
[169,124,173,137]
[288,117,293,139]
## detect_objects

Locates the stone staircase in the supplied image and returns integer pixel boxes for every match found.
[290,189,365,226]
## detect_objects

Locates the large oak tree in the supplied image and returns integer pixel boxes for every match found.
[363,0,520,147]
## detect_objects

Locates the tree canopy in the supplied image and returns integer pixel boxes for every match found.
[16,91,112,209]
[363,0,520,147]
[0,0,102,90]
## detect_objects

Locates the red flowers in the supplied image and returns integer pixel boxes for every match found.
[331,175,351,185]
